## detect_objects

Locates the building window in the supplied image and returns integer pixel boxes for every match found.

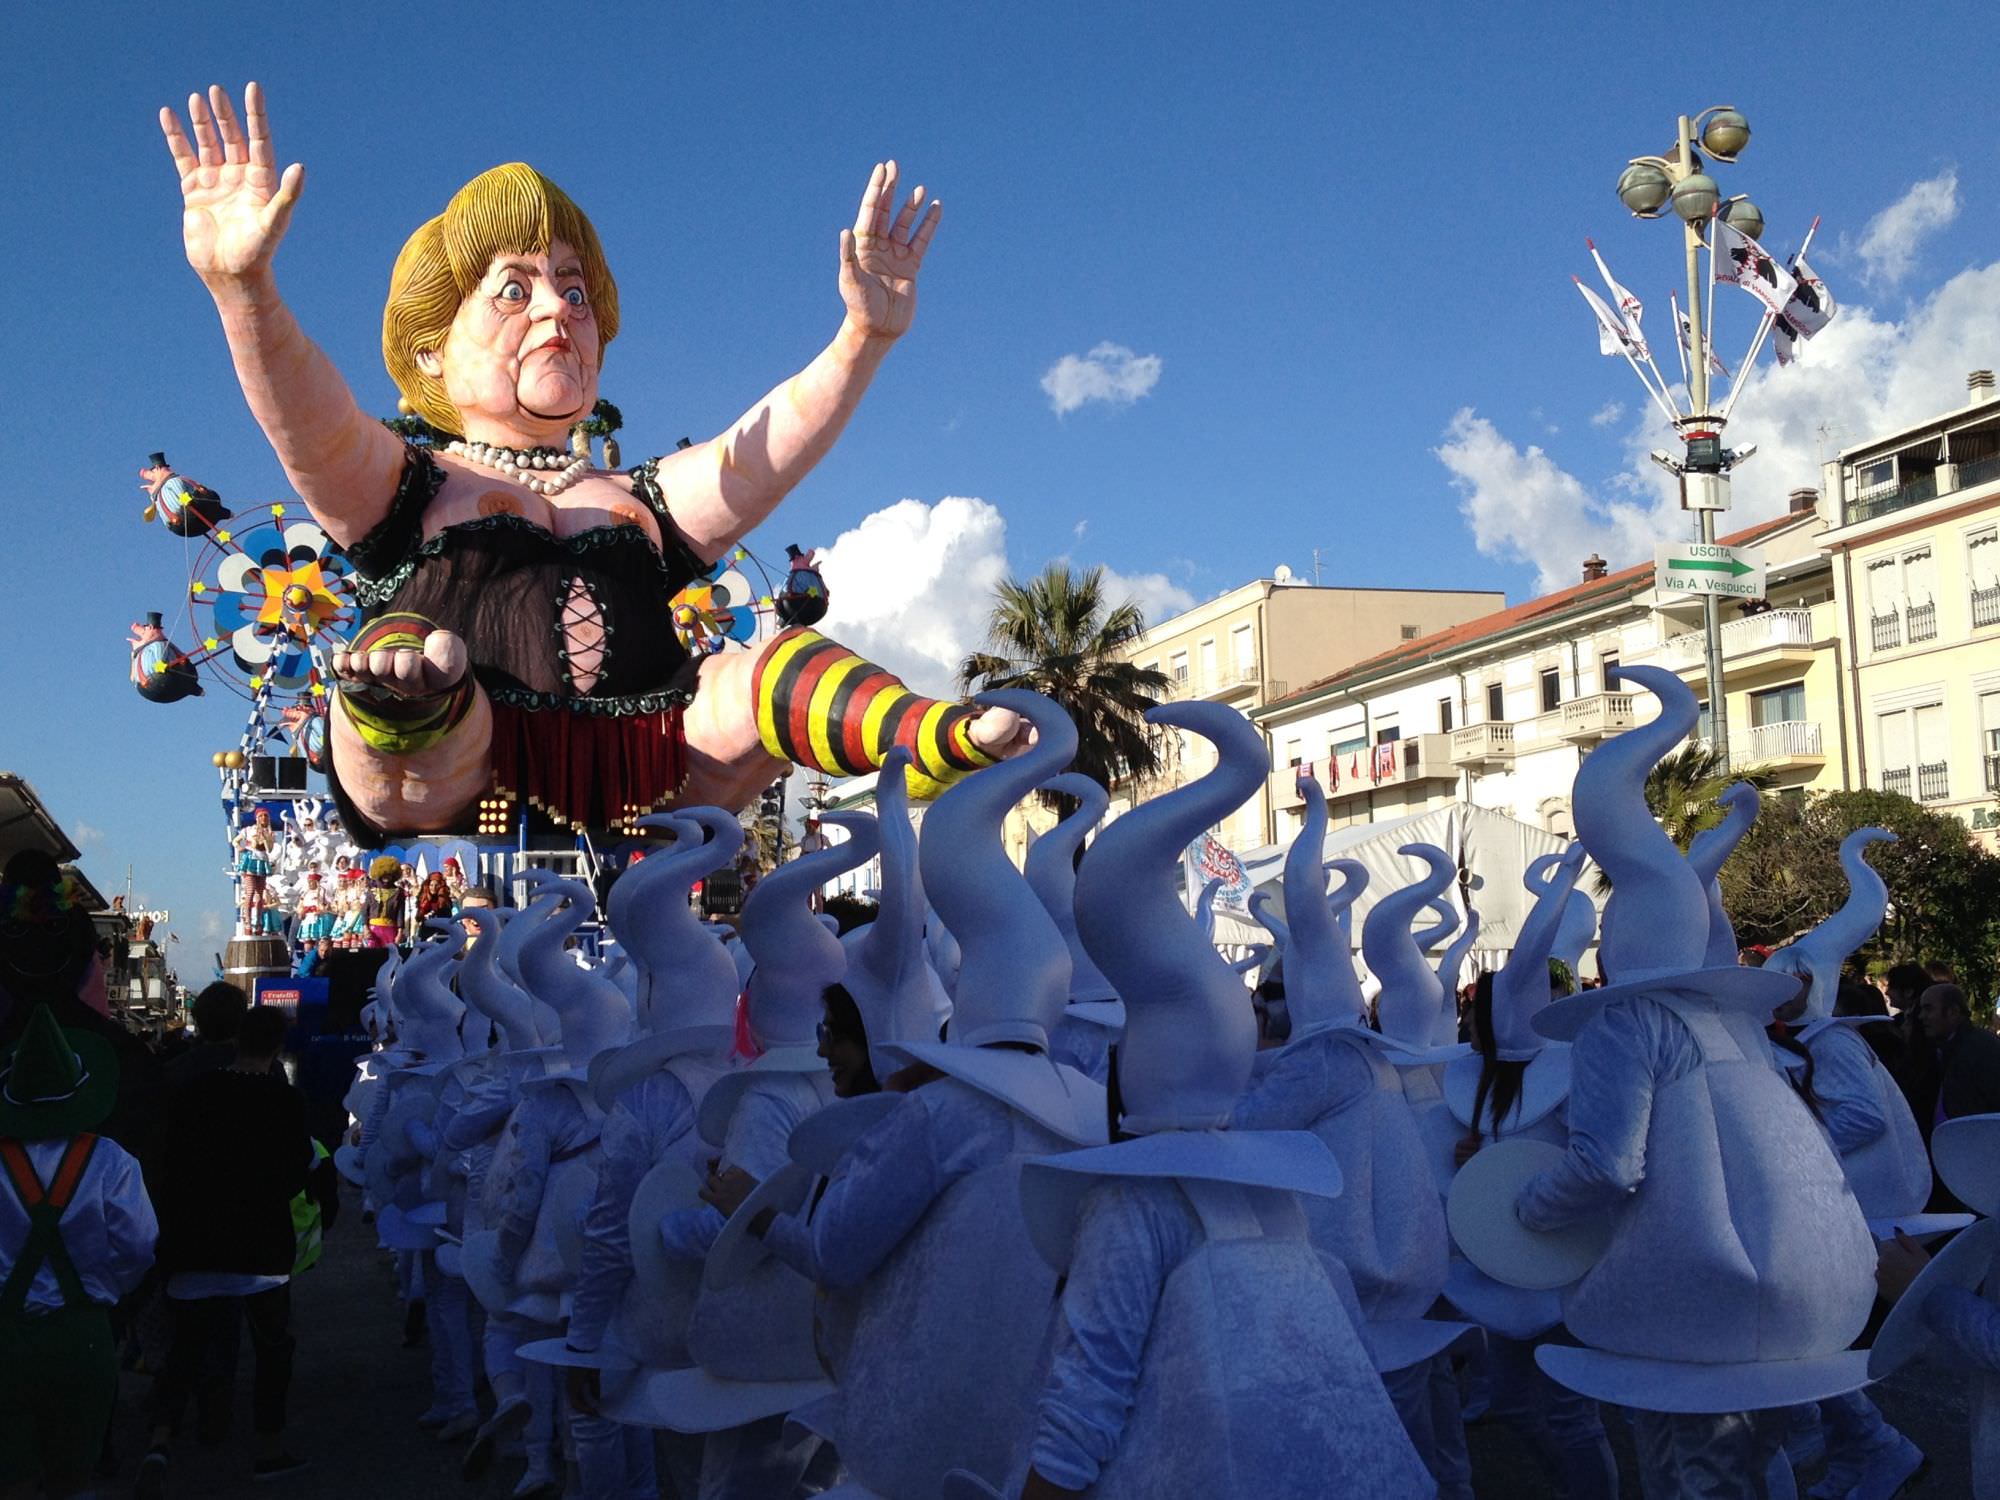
[1332,735,1366,771]
[1198,638,1217,688]
[1485,682,1505,722]
[1601,653,1621,689]
[1539,668,1561,713]
[1169,650,1189,685]
[1376,725,1401,745]
[1970,527,2000,629]
[1749,682,1807,727]
[1697,700,1713,743]
[1877,701,1947,802]
[1866,545,1938,649]
[1231,624,1256,678]
[1438,697,1454,733]
[1284,738,1302,769]
[1981,691,2000,794]
[1400,624,1420,640]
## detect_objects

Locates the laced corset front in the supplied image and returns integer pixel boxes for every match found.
[345,450,709,715]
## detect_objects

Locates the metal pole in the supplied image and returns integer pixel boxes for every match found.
[1678,113,1730,770]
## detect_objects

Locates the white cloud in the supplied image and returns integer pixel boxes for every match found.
[1590,401,1625,428]
[196,910,227,942]
[1097,565,1196,626]
[1846,169,1959,288]
[1040,342,1163,416]
[1441,257,2000,594]
[815,497,1010,697]
[1072,519,1089,540]
[71,821,105,846]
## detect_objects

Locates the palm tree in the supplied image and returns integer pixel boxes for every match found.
[1646,741,1774,849]
[959,562,1172,801]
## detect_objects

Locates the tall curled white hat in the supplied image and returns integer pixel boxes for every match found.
[515,873,631,1077]
[1686,782,1761,969]
[497,882,565,1044]
[738,810,878,1051]
[1523,851,1597,978]
[1414,896,1461,954]
[1281,776,1369,1040]
[394,926,467,1066]
[1495,845,1587,1062]
[1763,828,1896,1024]
[1024,771,1120,1007]
[1075,700,1267,1134]
[1361,843,1459,1057]
[841,748,952,1073]
[609,809,745,1037]
[1432,903,1483,1047]
[875,692,1105,1144]
[458,908,544,1053]
[1534,665,1797,1041]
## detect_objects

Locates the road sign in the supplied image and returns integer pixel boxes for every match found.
[1654,542,1766,601]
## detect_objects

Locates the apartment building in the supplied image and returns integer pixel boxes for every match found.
[1817,370,2000,842]
[1118,576,1503,849]
[1252,505,1839,847]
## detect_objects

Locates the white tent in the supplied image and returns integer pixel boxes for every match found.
[1215,803,1597,973]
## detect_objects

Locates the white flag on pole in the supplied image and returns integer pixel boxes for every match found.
[1713,219,1799,318]
[1675,301,1729,378]
[1576,279,1640,359]
[1587,240,1649,362]
[1774,256,1836,366]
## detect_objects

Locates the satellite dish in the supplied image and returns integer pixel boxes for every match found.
[1273,564,1295,584]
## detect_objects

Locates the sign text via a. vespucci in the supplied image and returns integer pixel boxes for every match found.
[1653,542,1767,601]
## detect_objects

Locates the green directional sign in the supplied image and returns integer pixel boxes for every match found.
[1654,542,1766,601]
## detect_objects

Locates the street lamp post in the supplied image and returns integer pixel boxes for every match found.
[1616,106,1759,769]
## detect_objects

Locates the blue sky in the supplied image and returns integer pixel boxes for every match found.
[4,0,1996,964]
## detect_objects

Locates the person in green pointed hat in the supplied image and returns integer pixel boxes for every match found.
[0,1003,159,1498]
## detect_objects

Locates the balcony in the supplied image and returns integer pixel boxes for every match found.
[1727,719,1825,775]
[1870,612,1902,653]
[1973,584,2000,630]
[1647,608,1823,682]
[1450,720,1516,769]
[1985,753,2000,795]
[1269,768,1306,812]
[1169,665,1283,702]
[1553,692,1637,744]
[1905,600,1939,644]
[1844,473,1938,527]
[1883,763,1952,803]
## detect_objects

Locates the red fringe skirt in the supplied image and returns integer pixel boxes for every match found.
[487,700,686,831]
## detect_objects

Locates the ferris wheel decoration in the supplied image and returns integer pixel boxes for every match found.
[669,544,778,655]
[182,502,358,703]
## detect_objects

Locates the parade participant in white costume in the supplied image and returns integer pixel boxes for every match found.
[1233,777,1468,1496]
[1761,829,1930,1500]
[1873,1110,2000,1497]
[556,809,745,1497]
[1026,773,1122,1086]
[1475,665,1875,1500]
[633,815,878,1497]
[716,698,1103,1500]
[1686,782,1759,972]
[994,700,1429,1500]
[1355,837,1475,1500]
[1440,846,1617,1500]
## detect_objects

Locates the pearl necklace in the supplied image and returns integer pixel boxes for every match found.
[446,440,593,497]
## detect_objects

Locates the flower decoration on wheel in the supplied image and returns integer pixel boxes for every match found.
[186,503,358,698]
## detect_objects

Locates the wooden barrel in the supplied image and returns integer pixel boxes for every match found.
[222,933,291,990]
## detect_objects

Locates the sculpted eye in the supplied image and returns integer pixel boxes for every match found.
[500,280,527,302]
[564,286,587,308]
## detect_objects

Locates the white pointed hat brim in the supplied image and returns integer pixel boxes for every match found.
[781,1390,844,1449]
[435,1241,463,1278]
[1443,1047,1571,1134]
[1020,1129,1341,1274]
[1365,1317,1484,1373]
[1443,1256,1565,1341]
[1931,1113,2000,1216]
[459,1228,562,1323]
[598,1362,832,1433]
[703,1162,815,1292]
[332,1143,367,1187]
[1865,1211,1975,1243]
[788,1093,903,1176]
[1446,1138,1613,1291]
[375,1203,439,1251]
[1063,999,1126,1030]
[1539,1344,1872,1412]
[697,1045,828,1147]
[1532,966,1799,1043]
[515,1335,636,1372]
[406,1200,449,1228]
[875,1042,1106,1147]
[1348,1029,1472,1067]
[1868,1215,2000,1379]
[590,1025,735,1113]
[627,1158,706,1361]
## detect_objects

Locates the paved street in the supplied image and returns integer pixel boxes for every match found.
[105,1185,1973,1497]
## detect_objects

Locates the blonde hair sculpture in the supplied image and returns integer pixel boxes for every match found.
[382,163,621,435]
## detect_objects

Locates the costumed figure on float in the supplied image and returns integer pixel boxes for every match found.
[158,84,1031,842]
[232,806,276,935]
[138,450,232,536]
[128,612,204,704]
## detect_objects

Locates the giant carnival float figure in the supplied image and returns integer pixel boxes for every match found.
[159,83,1031,839]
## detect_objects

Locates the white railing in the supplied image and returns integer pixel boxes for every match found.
[1731,719,1822,770]
[1652,608,1817,671]
[1450,721,1515,762]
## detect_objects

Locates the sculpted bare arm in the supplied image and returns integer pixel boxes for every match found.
[162,83,405,547]
[655,161,941,564]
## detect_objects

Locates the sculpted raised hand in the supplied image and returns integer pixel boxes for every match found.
[839,161,942,341]
[160,82,304,287]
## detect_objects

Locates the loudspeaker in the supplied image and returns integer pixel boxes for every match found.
[248,755,309,791]
[323,948,391,1028]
